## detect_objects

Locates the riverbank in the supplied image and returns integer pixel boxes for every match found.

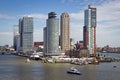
[10,52,120,66]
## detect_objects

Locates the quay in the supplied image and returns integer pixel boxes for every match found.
[9,51,120,65]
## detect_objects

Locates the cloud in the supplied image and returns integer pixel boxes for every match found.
[21,13,47,19]
[34,27,43,42]
[61,0,66,3]
[0,32,13,35]
[0,13,15,19]
[68,0,120,47]
[61,0,111,7]
[2,0,119,47]
[0,32,13,46]
[70,11,84,20]
[97,0,120,22]
[96,0,120,47]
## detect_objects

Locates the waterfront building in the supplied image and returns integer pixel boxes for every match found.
[34,42,44,52]
[43,27,47,55]
[60,12,70,54]
[70,38,75,50]
[76,41,84,49]
[34,42,43,48]
[83,5,97,55]
[44,12,59,56]
[19,17,33,52]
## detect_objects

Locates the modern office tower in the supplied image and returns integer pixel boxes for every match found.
[19,16,33,52]
[60,12,70,53]
[83,5,97,55]
[13,25,19,50]
[44,12,59,56]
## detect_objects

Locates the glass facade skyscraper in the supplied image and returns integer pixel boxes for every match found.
[19,17,33,52]
[44,12,59,56]
[84,5,97,55]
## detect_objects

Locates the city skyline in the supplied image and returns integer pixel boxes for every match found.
[0,0,120,47]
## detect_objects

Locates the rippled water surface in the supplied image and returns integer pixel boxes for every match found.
[0,53,120,80]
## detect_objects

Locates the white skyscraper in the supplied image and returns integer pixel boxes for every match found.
[84,5,97,55]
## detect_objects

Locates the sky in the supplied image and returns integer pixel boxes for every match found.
[0,0,120,47]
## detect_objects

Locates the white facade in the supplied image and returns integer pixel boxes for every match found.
[84,6,96,54]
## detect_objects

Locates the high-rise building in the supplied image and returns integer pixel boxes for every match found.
[83,5,97,55]
[60,12,70,54]
[44,12,59,56]
[43,27,47,55]
[19,16,33,52]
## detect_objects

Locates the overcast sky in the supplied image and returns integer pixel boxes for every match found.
[0,0,120,47]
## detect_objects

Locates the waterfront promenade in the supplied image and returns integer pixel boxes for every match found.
[0,53,120,80]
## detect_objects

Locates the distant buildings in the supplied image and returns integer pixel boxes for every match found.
[83,5,97,55]
[43,27,47,55]
[13,25,20,51]
[34,42,43,52]
[19,17,33,52]
[60,12,70,54]
[70,38,75,50]
[97,45,120,53]
[12,7,99,57]
[34,42,43,48]
[44,12,59,56]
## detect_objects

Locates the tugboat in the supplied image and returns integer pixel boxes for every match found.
[67,67,81,75]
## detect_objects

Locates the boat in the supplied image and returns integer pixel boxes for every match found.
[26,58,31,63]
[113,66,117,68]
[30,54,40,60]
[67,67,81,75]
[29,51,40,60]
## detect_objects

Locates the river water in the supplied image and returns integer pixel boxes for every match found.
[0,53,120,80]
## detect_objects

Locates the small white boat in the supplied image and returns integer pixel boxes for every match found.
[26,58,31,63]
[113,66,117,68]
[30,54,40,60]
[67,67,81,75]
[29,51,40,60]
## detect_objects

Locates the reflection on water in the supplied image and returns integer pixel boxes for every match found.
[0,53,120,80]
